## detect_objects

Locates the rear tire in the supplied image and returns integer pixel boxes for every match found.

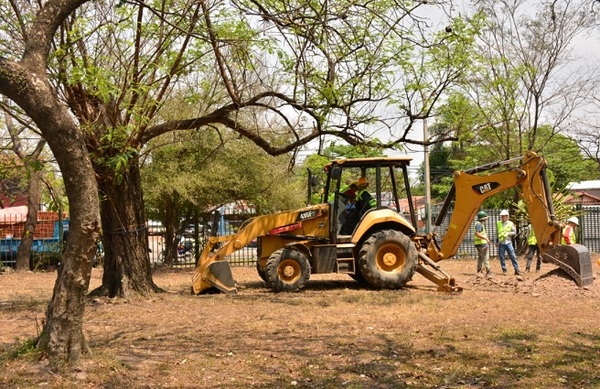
[358,229,417,289]
[265,248,310,292]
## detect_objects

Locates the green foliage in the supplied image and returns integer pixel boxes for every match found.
[142,129,304,231]
[28,159,43,173]
[6,0,484,219]
[302,142,385,174]
[513,173,582,225]
[40,171,69,214]
[425,94,596,206]
[388,12,481,125]
[442,0,599,192]
[10,338,39,359]
[31,248,62,271]
[534,127,600,187]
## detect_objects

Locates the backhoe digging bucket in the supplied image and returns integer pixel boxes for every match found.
[191,261,237,295]
[543,244,594,287]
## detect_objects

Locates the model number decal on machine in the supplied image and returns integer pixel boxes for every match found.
[297,209,320,221]
[472,181,500,194]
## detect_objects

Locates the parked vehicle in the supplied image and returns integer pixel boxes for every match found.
[161,237,194,263]
[0,216,69,269]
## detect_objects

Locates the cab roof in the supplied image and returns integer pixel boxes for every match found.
[325,156,413,169]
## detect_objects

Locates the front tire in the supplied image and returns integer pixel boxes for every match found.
[265,248,310,292]
[358,229,417,289]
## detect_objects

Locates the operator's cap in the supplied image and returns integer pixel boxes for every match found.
[500,209,509,216]
[477,211,488,220]
[357,177,368,188]
[567,216,579,226]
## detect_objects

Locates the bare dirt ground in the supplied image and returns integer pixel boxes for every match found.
[1,254,600,389]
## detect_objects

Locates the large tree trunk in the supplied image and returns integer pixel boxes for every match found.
[15,169,43,271]
[1,68,101,364]
[0,0,103,366]
[34,134,100,365]
[92,158,161,298]
[34,129,100,365]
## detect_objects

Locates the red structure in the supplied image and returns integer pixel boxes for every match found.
[0,206,66,239]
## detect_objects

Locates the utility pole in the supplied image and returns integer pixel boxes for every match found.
[423,118,432,233]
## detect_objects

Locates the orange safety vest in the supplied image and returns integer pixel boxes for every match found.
[562,225,576,245]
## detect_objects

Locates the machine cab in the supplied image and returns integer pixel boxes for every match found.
[321,157,419,240]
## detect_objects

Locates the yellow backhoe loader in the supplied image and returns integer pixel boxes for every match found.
[192,151,594,294]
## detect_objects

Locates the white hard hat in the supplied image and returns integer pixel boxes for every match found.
[500,209,509,216]
[567,216,579,226]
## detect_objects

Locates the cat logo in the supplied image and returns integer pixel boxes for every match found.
[472,182,500,195]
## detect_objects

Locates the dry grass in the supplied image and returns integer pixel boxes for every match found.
[1,256,600,388]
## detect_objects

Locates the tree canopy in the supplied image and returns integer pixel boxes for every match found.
[142,128,305,224]
[417,0,600,207]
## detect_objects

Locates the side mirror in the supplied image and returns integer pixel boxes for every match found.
[330,166,342,180]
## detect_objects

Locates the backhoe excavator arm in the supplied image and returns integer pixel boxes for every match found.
[426,152,559,260]
[422,151,592,287]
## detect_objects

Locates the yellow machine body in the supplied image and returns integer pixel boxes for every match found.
[192,152,593,294]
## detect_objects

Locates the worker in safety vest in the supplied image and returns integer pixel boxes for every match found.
[525,223,542,272]
[328,182,357,203]
[331,182,358,234]
[496,209,522,276]
[562,216,579,245]
[473,211,492,276]
[355,176,376,216]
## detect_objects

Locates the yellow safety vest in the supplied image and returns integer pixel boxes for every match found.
[527,224,537,245]
[357,189,376,208]
[473,222,487,245]
[496,220,515,242]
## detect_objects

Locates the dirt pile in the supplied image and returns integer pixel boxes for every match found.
[464,264,599,298]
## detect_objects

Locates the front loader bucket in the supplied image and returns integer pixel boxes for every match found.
[191,261,237,295]
[543,244,594,287]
